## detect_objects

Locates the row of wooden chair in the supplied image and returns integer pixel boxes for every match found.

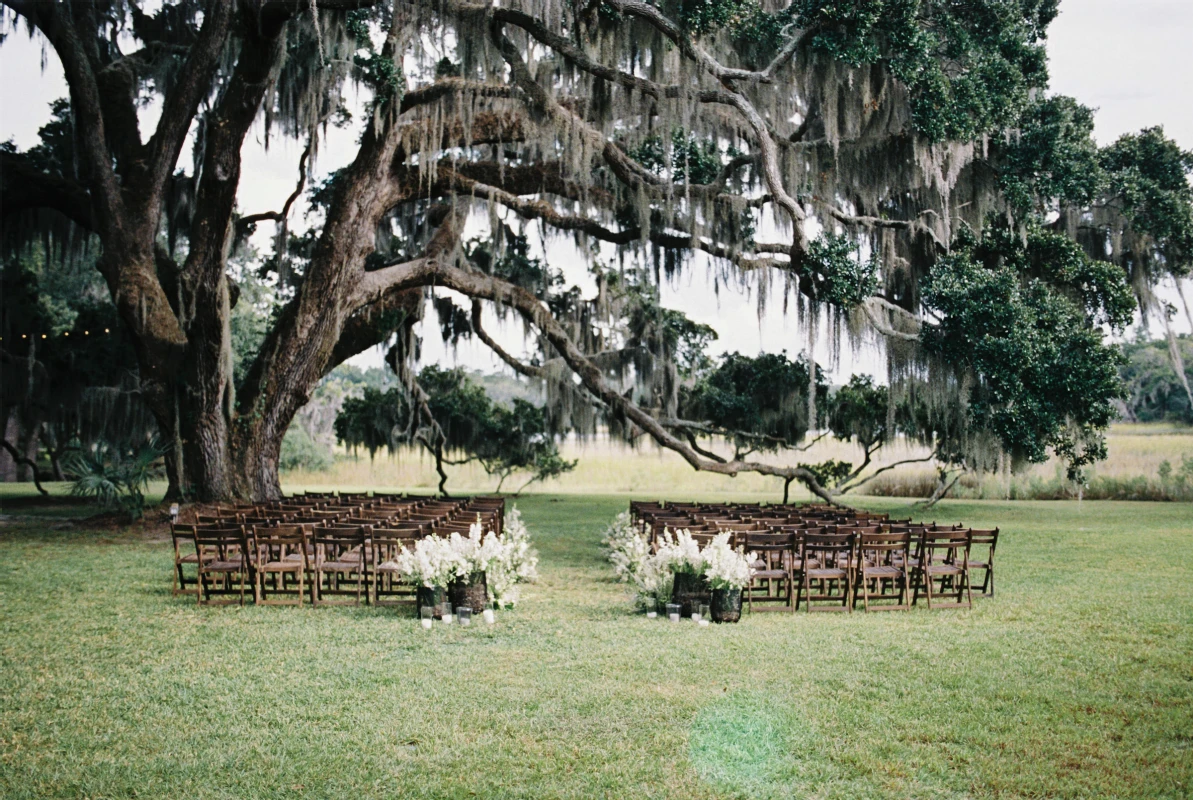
[631,502,999,612]
[172,493,505,606]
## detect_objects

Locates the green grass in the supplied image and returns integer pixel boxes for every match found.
[1,495,1192,798]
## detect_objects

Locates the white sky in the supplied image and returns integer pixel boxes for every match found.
[1,0,1191,380]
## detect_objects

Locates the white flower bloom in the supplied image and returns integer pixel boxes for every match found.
[702,535,753,590]
[393,506,538,608]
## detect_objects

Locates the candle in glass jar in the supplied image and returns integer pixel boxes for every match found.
[482,608,495,624]
[458,607,472,626]
[666,602,681,622]
[420,607,433,629]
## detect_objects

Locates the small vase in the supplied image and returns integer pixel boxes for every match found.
[672,572,712,617]
[711,588,742,623]
[417,586,447,618]
[448,572,488,612]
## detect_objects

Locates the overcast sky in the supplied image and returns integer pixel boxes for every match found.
[2,0,1191,378]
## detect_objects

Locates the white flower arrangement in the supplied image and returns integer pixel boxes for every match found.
[701,533,753,590]
[486,506,539,608]
[654,528,705,575]
[393,507,538,607]
[447,523,507,580]
[602,512,673,609]
[394,536,462,588]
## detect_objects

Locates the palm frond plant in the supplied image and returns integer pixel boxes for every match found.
[65,437,169,521]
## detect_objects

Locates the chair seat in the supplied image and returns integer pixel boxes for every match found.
[260,560,303,573]
[376,561,402,573]
[203,560,242,572]
[969,559,989,569]
[318,560,365,572]
[924,564,964,576]
[861,565,903,578]
[807,568,847,579]
[752,569,787,580]
[178,553,200,564]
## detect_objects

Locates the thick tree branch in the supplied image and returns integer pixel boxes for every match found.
[144,0,234,212]
[470,299,546,379]
[0,153,95,230]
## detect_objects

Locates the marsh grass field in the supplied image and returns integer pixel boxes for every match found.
[1,491,1192,798]
[284,422,1193,501]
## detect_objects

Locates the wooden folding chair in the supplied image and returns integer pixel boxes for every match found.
[170,522,206,596]
[853,531,911,611]
[194,526,249,606]
[250,525,309,606]
[913,529,973,609]
[798,531,856,612]
[968,528,999,597]
[311,526,369,606]
[370,528,420,605]
[743,531,797,613]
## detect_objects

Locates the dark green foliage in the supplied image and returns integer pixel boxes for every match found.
[228,263,277,390]
[734,0,1056,141]
[628,129,722,185]
[922,232,1126,478]
[677,0,750,35]
[334,387,411,458]
[22,98,75,178]
[1119,335,1193,425]
[1000,96,1103,215]
[334,367,575,492]
[964,222,1136,330]
[796,458,854,487]
[279,427,334,473]
[827,374,890,451]
[346,9,404,104]
[65,437,168,521]
[680,352,827,451]
[1099,128,1193,276]
[1,253,154,454]
[806,233,880,308]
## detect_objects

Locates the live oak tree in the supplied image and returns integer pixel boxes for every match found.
[2,0,1191,502]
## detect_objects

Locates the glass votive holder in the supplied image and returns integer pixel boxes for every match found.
[698,618,711,627]
[666,603,681,622]
[420,607,433,629]
[699,604,710,622]
[440,601,454,624]
[458,607,472,626]
[482,608,496,624]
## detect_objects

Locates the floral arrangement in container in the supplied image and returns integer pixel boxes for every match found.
[656,529,711,617]
[395,536,461,617]
[701,534,753,623]
[602,512,670,611]
[445,524,506,612]
[395,507,539,617]
[486,506,539,608]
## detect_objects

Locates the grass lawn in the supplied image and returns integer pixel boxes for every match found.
[1,494,1191,798]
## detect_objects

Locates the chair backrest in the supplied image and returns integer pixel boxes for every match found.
[743,530,797,554]
[192,526,247,554]
[801,530,856,562]
[969,528,999,547]
[251,524,309,564]
[311,525,366,560]
[857,531,911,562]
[921,529,971,563]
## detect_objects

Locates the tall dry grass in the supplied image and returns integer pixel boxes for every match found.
[283,423,1193,501]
